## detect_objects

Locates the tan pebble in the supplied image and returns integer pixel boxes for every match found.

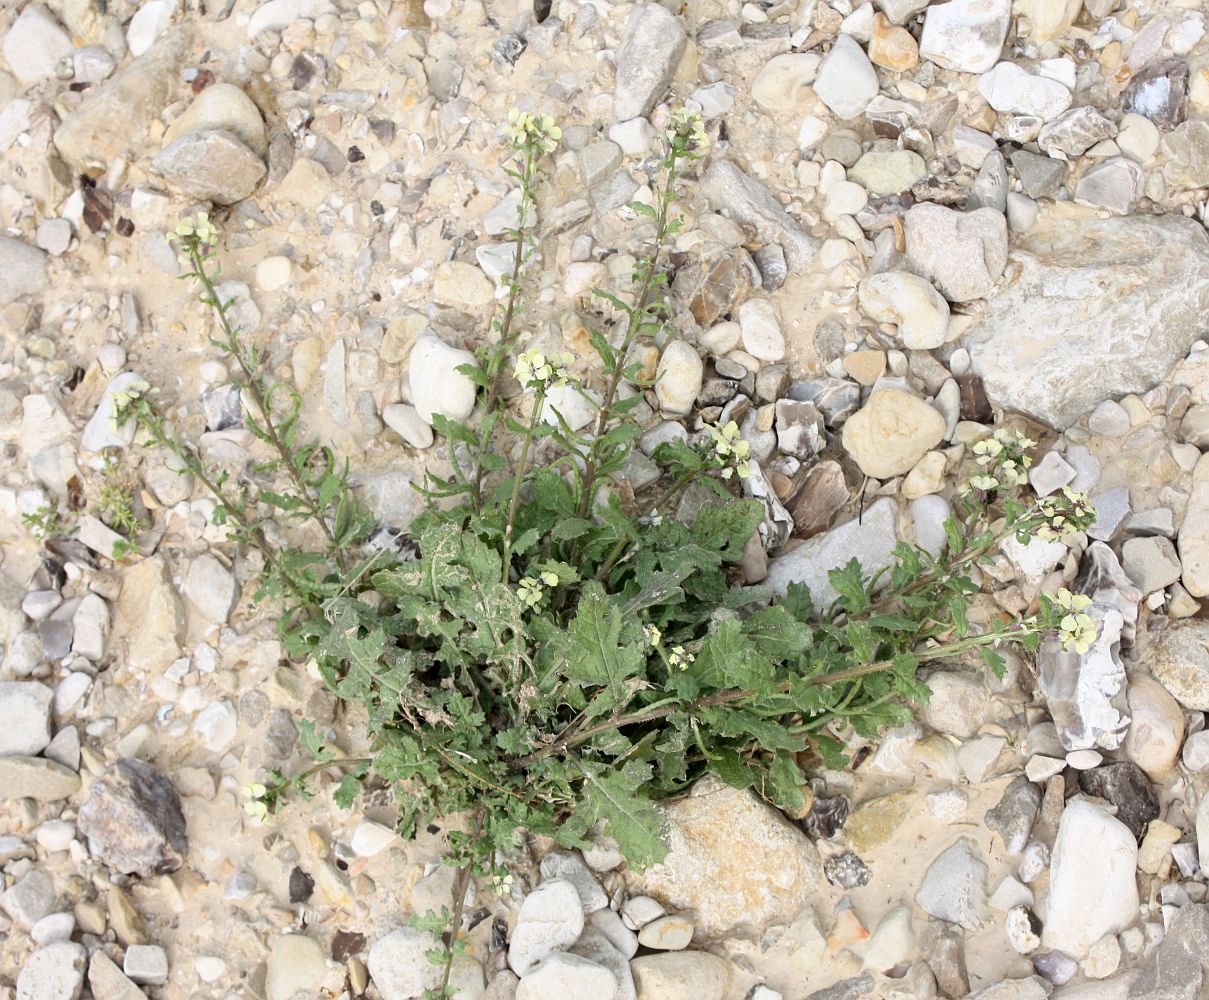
[348,957,369,995]
[869,12,919,71]
[108,885,148,946]
[827,906,870,952]
[843,349,887,386]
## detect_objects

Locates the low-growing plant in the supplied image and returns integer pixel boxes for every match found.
[111,110,1097,998]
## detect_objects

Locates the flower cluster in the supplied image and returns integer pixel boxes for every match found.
[488,871,514,896]
[514,349,575,391]
[1053,588,1096,654]
[1037,487,1096,542]
[241,782,274,824]
[107,378,152,433]
[517,570,559,609]
[965,429,1037,493]
[172,213,219,266]
[707,420,751,480]
[643,623,662,648]
[504,109,562,155]
[666,645,695,670]
[665,107,708,155]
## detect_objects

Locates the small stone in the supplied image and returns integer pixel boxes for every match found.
[35,220,72,257]
[903,203,1007,302]
[700,161,819,271]
[0,757,81,801]
[1183,730,1209,771]
[508,879,585,976]
[613,3,687,122]
[813,35,879,120]
[182,555,238,624]
[1075,158,1142,215]
[267,935,328,1000]
[920,0,1011,73]
[751,53,821,111]
[1006,906,1042,954]
[1122,536,1183,594]
[847,150,928,195]
[1137,819,1182,876]
[655,341,704,415]
[842,388,946,479]
[77,759,188,877]
[409,333,478,426]
[1123,674,1185,780]
[538,852,608,914]
[0,681,53,756]
[383,403,434,449]
[16,942,87,1000]
[433,261,494,312]
[915,837,990,930]
[738,299,785,362]
[516,952,617,1000]
[0,237,50,305]
[1163,120,1209,192]
[123,947,168,986]
[1,870,56,929]
[868,13,919,70]
[350,819,396,858]
[638,914,694,951]
[630,952,731,1000]
[1117,113,1161,163]
[1140,620,1209,709]
[1032,953,1077,987]
[151,130,266,205]
[979,62,1072,120]
[368,928,440,1000]
[163,83,268,157]
[1078,761,1159,839]
[1088,400,1131,436]
[857,271,949,348]
[1042,801,1138,958]
[1038,106,1117,157]
[1010,150,1068,199]
[1122,58,1189,129]
[1038,607,1129,751]
[824,851,872,889]
[3,7,74,85]
[1127,904,1209,998]
[87,951,146,1000]
[256,256,292,291]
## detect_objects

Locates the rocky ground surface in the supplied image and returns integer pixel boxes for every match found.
[3,0,1209,998]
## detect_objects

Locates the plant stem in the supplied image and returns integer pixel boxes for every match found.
[574,154,680,523]
[189,247,346,567]
[472,149,538,515]
[594,470,695,581]
[501,389,545,583]
[434,808,484,999]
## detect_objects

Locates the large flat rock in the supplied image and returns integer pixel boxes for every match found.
[963,212,1209,429]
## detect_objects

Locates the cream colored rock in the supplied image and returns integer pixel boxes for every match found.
[1122,673,1185,780]
[869,12,919,70]
[655,341,703,416]
[1180,482,1209,597]
[163,83,268,157]
[843,350,887,386]
[842,389,946,479]
[903,451,947,499]
[110,556,185,675]
[1016,0,1081,41]
[631,952,731,1000]
[432,261,495,312]
[408,334,478,425]
[751,53,821,111]
[858,271,949,348]
[624,776,823,940]
[1140,619,1209,710]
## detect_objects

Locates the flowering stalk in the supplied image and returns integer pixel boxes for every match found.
[471,111,562,515]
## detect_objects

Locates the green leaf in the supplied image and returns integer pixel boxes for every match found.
[763,752,807,815]
[577,761,667,869]
[626,200,658,220]
[299,719,335,762]
[690,500,763,559]
[980,646,1007,680]
[828,559,870,614]
[559,588,646,710]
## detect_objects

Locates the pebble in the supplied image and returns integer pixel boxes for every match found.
[613,3,686,122]
[637,914,694,951]
[256,256,293,291]
[1183,730,1209,771]
[2,8,74,85]
[0,681,54,756]
[77,758,188,877]
[857,271,949,349]
[978,62,1072,120]
[267,934,328,1000]
[868,13,919,71]
[508,879,585,976]
[409,333,479,426]
[842,388,946,479]
[737,300,786,362]
[1088,400,1131,437]
[655,341,703,416]
[152,129,266,205]
[16,942,87,1000]
[182,555,238,624]
[1042,801,1138,958]
[0,237,50,306]
[630,952,731,1000]
[164,83,268,157]
[915,837,990,930]
[517,952,617,1000]
[368,928,441,1000]
[1,870,56,929]
[847,150,927,195]
[1140,620,1209,709]
[751,53,821,111]
[123,946,169,986]
[920,0,1011,73]
[383,403,435,449]
[127,0,175,56]
[87,951,146,1000]
[904,204,1008,302]
[0,756,81,801]
[813,35,879,120]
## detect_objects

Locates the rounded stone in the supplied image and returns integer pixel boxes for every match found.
[858,271,950,349]
[367,928,441,1000]
[841,388,947,479]
[1141,621,1209,710]
[655,340,703,415]
[163,83,268,157]
[631,951,732,1000]
[1122,672,1185,779]
[737,299,785,362]
[408,334,478,426]
[256,255,293,291]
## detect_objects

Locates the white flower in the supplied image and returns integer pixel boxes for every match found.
[667,645,694,670]
[514,349,574,390]
[504,109,562,154]
[643,623,662,648]
[489,871,514,895]
[665,107,708,153]
[708,420,751,480]
[107,378,151,432]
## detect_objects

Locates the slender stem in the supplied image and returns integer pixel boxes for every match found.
[594,469,695,581]
[190,248,345,566]
[574,154,681,523]
[501,389,545,583]
[472,149,538,515]
[435,808,485,999]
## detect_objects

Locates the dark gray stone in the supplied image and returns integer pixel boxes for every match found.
[77,758,188,876]
[806,972,876,1000]
[1010,150,1067,199]
[985,776,1042,855]
[1078,761,1159,839]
